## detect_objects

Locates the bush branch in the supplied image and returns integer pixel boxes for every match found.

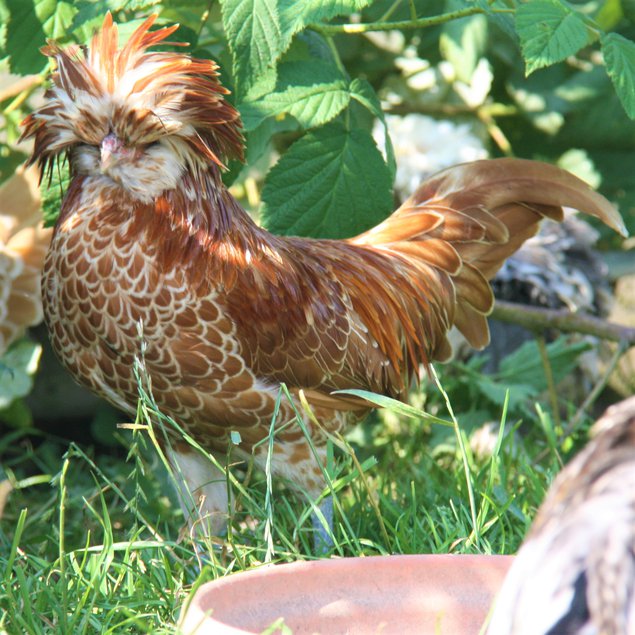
[491,300,635,345]
[310,7,489,35]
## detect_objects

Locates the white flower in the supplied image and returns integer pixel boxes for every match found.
[374,113,488,199]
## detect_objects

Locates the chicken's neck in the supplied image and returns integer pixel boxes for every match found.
[61,166,282,296]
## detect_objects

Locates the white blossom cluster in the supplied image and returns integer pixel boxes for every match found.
[374,113,489,200]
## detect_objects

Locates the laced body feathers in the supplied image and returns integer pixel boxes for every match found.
[21,14,626,514]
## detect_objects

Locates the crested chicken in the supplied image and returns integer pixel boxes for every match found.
[487,396,635,635]
[21,14,626,535]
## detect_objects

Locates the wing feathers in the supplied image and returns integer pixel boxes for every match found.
[387,239,462,275]
[223,159,624,403]
[340,158,625,380]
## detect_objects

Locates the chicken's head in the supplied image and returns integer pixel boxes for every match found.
[21,13,244,203]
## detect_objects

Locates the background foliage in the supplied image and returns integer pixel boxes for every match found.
[1,1,634,633]
[2,0,635,238]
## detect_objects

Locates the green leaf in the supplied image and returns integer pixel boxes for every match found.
[0,340,42,409]
[6,0,76,74]
[220,0,282,98]
[0,146,27,186]
[475,377,536,410]
[557,149,601,189]
[594,0,623,31]
[240,61,350,131]
[260,123,393,238]
[245,117,299,164]
[279,0,374,45]
[289,0,374,24]
[333,389,453,427]
[223,0,371,97]
[515,0,593,75]
[0,0,8,58]
[71,0,163,38]
[40,160,71,228]
[497,337,591,392]
[440,10,487,83]
[0,399,32,429]
[601,32,635,119]
[349,78,396,180]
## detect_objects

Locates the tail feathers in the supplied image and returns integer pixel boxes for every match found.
[404,158,626,237]
[351,158,626,355]
[453,202,562,280]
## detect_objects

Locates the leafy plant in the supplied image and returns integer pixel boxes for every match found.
[3,6,631,632]
[2,0,635,238]
[0,340,42,427]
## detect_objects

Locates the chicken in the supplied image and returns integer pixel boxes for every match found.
[486,396,635,634]
[376,113,614,386]
[20,14,626,535]
[0,165,52,356]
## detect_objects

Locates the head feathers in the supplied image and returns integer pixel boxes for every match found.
[22,13,244,174]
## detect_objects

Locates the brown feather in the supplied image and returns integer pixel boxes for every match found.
[21,15,627,520]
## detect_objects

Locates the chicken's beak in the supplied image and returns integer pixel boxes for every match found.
[100,132,122,170]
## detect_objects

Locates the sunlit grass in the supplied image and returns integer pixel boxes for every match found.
[0,345,595,634]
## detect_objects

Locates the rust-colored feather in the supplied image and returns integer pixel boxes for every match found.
[22,15,627,533]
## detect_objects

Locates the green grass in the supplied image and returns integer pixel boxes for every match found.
[0,343,599,634]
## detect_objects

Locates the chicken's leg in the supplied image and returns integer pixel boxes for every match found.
[167,445,232,538]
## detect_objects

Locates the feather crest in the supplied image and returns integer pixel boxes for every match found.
[22,13,243,174]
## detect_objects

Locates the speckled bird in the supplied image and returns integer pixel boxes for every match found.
[487,396,635,635]
[21,14,626,534]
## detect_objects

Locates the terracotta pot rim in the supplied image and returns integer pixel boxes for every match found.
[180,553,513,635]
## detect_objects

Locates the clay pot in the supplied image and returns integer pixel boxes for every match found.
[179,554,513,634]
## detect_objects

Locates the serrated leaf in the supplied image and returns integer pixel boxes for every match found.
[72,0,161,24]
[240,61,350,131]
[6,0,76,75]
[245,117,299,164]
[261,123,393,238]
[349,78,396,180]
[0,340,42,409]
[515,0,592,75]
[221,0,282,98]
[601,32,635,120]
[279,0,374,45]
[71,0,162,38]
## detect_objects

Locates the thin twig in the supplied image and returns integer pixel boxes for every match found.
[491,300,635,345]
[310,7,490,35]
[0,75,43,106]
[478,109,513,156]
[386,102,518,118]
[565,341,629,436]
